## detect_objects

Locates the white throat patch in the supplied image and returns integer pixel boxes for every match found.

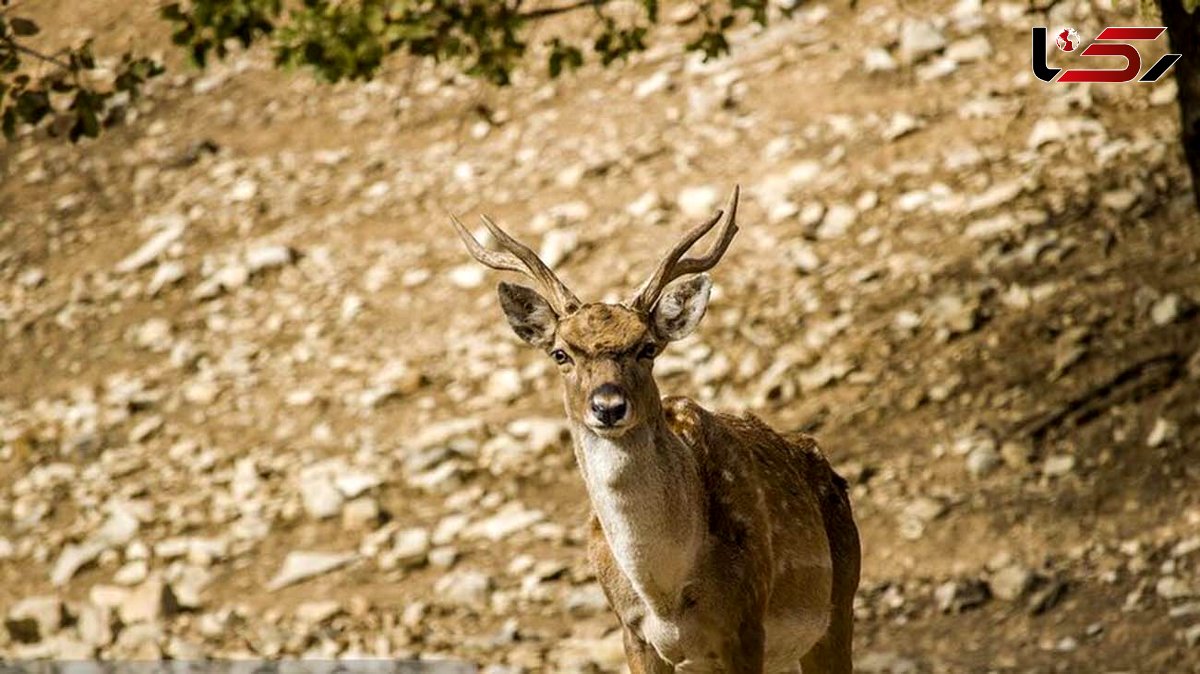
[576,428,702,612]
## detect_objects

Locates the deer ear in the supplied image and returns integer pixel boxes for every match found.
[497,282,559,349]
[651,274,712,341]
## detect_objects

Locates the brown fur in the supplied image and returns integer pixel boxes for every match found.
[587,398,860,672]
[455,207,860,671]
[557,304,650,356]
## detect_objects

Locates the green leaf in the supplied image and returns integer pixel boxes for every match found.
[2,107,16,141]
[10,17,39,37]
[15,90,50,125]
[161,3,187,21]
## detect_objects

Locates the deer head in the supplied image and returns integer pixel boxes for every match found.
[451,186,739,438]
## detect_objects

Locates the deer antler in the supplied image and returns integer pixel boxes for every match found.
[450,212,582,315]
[629,185,740,314]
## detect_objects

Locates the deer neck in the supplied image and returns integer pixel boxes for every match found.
[570,415,707,614]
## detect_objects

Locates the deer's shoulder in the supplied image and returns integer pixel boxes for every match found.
[661,396,843,490]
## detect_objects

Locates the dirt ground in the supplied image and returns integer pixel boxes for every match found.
[2,0,1199,671]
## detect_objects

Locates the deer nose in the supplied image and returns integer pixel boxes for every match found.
[589,384,629,427]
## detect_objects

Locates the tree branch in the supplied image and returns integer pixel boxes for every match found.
[3,37,72,71]
[518,0,613,20]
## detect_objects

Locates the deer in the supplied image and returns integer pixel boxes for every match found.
[449,185,861,673]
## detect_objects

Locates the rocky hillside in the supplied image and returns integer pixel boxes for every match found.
[2,0,1199,671]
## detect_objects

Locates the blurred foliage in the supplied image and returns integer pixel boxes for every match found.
[0,1,164,141]
[1,0,780,143]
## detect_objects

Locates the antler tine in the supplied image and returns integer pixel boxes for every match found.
[479,214,582,314]
[449,213,529,276]
[630,185,740,313]
[448,211,581,315]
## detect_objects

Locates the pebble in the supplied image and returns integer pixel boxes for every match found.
[115,218,187,273]
[391,528,432,568]
[4,597,64,643]
[863,48,897,73]
[945,35,992,63]
[965,441,1001,478]
[898,19,946,64]
[989,565,1034,601]
[267,551,357,591]
[342,497,381,530]
[294,600,343,624]
[677,185,720,219]
[118,577,179,625]
[1043,455,1077,478]
[433,570,493,610]
[245,245,296,273]
[51,541,105,587]
[1158,576,1195,600]
[147,261,187,296]
[1150,294,1181,326]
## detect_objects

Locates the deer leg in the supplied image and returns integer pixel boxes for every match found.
[802,481,861,674]
[726,619,766,674]
[799,604,853,674]
[623,626,674,674]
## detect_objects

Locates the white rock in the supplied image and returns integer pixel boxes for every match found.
[635,70,674,99]
[966,214,1021,239]
[392,528,431,567]
[116,218,186,273]
[1157,576,1194,600]
[5,596,64,643]
[51,541,105,587]
[1150,294,1181,326]
[18,267,46,288]
[433,570,492,609]
[677,185,720,219]
[989,565,1033,601]
[267,551,357,591]
[294,600,342,624]
[916,57,958,81]
[342,497,380,530]
[146,262,187,296]
[1043,454,1077,477]
[1147,417,1179,448]
[486,368,524,403]
[118,577,179,625]
[114,560,149,586]
[539,229,578,269]
[335,471,383,498]
[300,476,344,519]
[626,190,663,219]
[862,48,897,73]
[169,566,211,609]
[229,177,258,203]
[466,504,546,541]
[882,113,922,141]
[448,265,486,289]
[946,35,992,63]
[817,204,856,239]
[245,245,295,273]
[1150,79,1178,107]
[76,603,113,647]
[966,442,1001,478]
[965,181,1023,213]
[898,19,946,64]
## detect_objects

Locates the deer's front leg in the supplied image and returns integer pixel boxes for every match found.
[726,619,766,674]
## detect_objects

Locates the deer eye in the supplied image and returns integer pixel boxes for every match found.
[638,343,659,360]
[551,349,572,366]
